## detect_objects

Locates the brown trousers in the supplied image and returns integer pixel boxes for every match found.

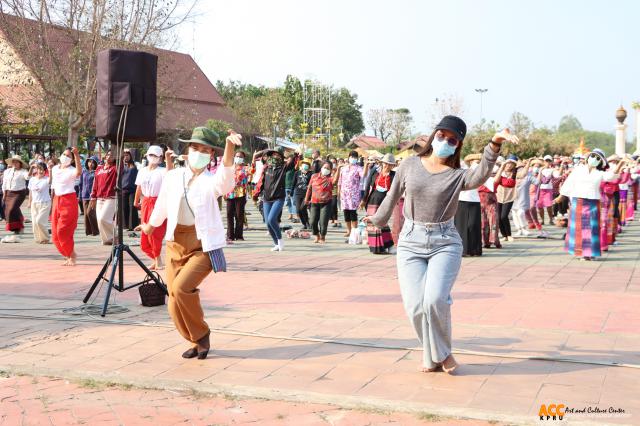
[82,200,99,236]
[165,224,212,343]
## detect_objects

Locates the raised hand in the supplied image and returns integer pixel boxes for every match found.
[226,129,243,147]
[492,128,520,145]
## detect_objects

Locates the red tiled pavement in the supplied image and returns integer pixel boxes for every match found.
[0,206,639,424]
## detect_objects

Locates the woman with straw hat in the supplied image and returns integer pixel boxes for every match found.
[556,149,625,260]
[139,127,241,359]
[363,116,518,373]
[362,153,397,254]
[494,154,519,242]
[2,155,29,242]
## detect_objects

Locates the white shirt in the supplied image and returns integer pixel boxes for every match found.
[2,167,28,191]
[28,176,51,203]
[560,165,617,200]
[149,165,235,252]
[135,166,166,197]
[51,165,77,195]
[458,162,480,202]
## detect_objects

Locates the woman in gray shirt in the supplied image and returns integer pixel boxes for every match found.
[364,116,518,374]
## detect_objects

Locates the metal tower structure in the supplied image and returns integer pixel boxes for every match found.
[303,81,332,149]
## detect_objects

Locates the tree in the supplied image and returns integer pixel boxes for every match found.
[388,108,413,146]
[0,1,197,146]
[429,94,465,128]
[557,115,583,133]
[507,112,533,137]
[366,108,393,142]
[331,87,364,144]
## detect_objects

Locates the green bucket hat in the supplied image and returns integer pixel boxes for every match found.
[179,127,223,152]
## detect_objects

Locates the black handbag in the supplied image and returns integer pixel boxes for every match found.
[138,271,166,307]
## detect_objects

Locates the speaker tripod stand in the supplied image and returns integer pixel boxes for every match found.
[83,139,167,317]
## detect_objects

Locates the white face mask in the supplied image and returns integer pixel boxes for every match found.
[349,158,358,165]
[147,155,161,165]
[59,154,72,167]
[234,157,244,165]
[321,168,331,176]
[188,148,211,170]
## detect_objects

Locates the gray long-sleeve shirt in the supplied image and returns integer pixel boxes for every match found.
[371,143,499,226]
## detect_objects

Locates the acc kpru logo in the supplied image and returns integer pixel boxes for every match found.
[539,403,565,420]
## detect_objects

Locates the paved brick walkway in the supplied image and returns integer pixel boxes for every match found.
[0,204,639,425]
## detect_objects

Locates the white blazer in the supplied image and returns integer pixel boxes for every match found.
[149,165,235,252]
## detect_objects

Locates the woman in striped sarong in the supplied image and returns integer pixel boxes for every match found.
[362,154,396,254]
[557,149,626,261]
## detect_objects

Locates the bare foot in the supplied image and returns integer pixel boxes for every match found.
[421,363,442,373]
[442,355,458,374]
[148,262,157,271]
[319,238,326,245]
[66,256,76,266]
[61,259,69,266]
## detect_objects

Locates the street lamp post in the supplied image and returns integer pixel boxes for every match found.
[475,88,488,121]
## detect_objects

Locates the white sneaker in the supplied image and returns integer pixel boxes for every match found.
[521,229,531,236]
[506,236,515,242]
[514,230,523,237]
[270,245,280,252]
[277,239,284,251]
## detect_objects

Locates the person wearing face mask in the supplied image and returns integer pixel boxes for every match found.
[292,159,312,230]
[2,155,30,242]
[555,149,625,260]
[305,161,337,244]
[362,153,396,254]
[335,151,370,239]
[50,147,82,265]
[224,151,249,243]
[494,155,518,242]
[79,157,100,236]
[610,155,631,227]
[253,146,298,252]
[139,126,240,360]
[477,164,501,249]
[121,150,139,234]
[89,150,119,245]
[27,161,51,244]
[536,155,556,228]
[133,145,174,270]
[363,116,518,374]
[527,159,544,234]
[511,158,537,237]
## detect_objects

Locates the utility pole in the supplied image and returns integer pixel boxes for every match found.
[475,89,488,121]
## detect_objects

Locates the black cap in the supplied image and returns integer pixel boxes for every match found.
[434,115,467,142]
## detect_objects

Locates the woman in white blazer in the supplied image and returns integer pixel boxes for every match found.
[140,127,242,360]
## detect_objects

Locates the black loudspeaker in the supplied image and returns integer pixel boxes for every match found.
[96,49,157,142]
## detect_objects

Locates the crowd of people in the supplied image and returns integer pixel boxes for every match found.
[2,117,640,370]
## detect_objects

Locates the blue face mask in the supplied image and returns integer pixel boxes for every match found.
[432,138,457,158]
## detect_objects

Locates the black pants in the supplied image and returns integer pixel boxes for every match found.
[122,190,139,230]
[330,195,338,221]
[310,202,331,237]
[226,196,246,240]
[454,201,482,256]
[293,193,309,228]
[497,201,513,238]
[344,209,358,222]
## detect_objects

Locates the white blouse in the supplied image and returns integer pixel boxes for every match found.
[135,166,166,198]
[149,166,235,252]
[51,165,77,196]
[2,167,29,191]
[28,176,51,203]
[560,165,617,200]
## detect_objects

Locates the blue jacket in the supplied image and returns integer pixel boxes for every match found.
[79,156,98,201]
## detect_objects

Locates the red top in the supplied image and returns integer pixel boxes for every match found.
[91,164,118,199]
[306,173,333,204]
[375,173,392,191]
[496,175,516,188]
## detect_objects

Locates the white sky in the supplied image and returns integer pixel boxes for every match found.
[176,0,639,135]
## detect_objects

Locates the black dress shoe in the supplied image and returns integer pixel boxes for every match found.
[182,347,198,359]
[196,331,210,360]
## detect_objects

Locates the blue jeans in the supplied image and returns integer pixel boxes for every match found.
[263,198,285,245]
[285,188,296,215]
[396,218,462,369]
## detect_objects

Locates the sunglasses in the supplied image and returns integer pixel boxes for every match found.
[435,132,458,147]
